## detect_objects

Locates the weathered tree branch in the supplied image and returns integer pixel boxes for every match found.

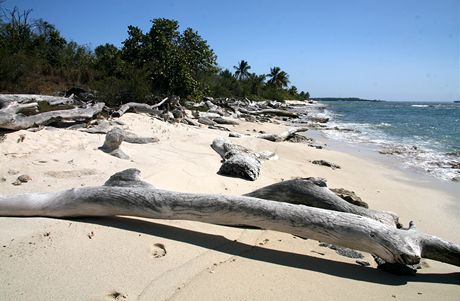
[0,169,458,267]
[211,138,277,180]
[245,178,399,227]
[112,97,168,117]
[239,107,299,118]
[257,127,309,142]
[0,102,105,130]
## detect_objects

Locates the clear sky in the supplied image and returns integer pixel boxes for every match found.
[5,0,460,101]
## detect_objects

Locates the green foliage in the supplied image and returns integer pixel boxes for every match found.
[0,6,308,102]
[121,19,217,99]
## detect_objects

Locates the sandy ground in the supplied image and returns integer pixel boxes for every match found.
[0,113,459,300]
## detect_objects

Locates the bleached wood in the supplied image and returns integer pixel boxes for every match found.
[239,107,299,118]
[0,102,105,130]
[0,169,458,267]
[112,97,168,117]
[257,127,309,142]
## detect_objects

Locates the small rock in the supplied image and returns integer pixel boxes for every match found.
[319,243,364,259]
[0,177,6,182]
[17,134,25,143]
[451,176,460,182]
[229,132,241,138]
[12,180,22,186]
[311,159,341,169]
[330,188,369,208]
[17,174,32,183]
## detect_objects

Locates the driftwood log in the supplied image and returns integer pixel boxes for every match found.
[111,97,169,117]
[238,107,299,118]
[0,94,75,107]
[245,178,399,227]
[211,138,277,181]
[0,102,105,130]
[99,127,159,159]
[257,127,309,142]
[0,168,458,267]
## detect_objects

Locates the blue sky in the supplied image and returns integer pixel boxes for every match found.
[5,0,460,101]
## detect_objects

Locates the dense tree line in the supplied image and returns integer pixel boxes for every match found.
[0,5,309,104]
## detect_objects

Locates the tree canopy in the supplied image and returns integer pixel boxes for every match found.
[0,5,309,102]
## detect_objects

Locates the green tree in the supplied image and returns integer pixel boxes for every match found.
[247,73,265,96]
[233,60,251,80]
[267,66,289,88]
[121,18,217,98]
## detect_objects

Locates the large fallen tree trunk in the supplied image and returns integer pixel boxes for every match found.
[0,169,459,267]
[0,102,105,130]
[245,178,399,227]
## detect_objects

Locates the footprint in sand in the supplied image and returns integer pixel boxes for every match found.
[150,243,167,258]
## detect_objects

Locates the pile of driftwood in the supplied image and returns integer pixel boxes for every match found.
[0,94,310,132]
[0,169,458,273]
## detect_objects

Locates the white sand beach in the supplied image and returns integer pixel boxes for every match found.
[1,113,459,300]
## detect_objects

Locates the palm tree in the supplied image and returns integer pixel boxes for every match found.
[267,67,289,88]
[233,60,251,80]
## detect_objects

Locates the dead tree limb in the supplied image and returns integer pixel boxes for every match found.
[0,102,105,130]
[211,138,277,181]
[257,127,309,142]
[0,94,75,106]
[238,107,298,118]
[0,168,458,267]
[112,97,168,117]
[245,178,399,227]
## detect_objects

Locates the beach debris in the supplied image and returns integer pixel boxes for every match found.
[213,116,240,125]
[330,188,368,208]
[229,132,242,138]
[99,127,129,159]
[198,116,217,126]
[1,168,460,272]
[108,291,127,300]
[311,159,341,169]
[111,97,168,118]
[17,134,25,143]
[211,138,277,181]
[319,243,364,259]
[151,243,167,258]
[87,231,94,239]
[1,177,6,182]
[12,174,32,185]
[0,94,105,130]
[245,177,395,226]
[257,127,309,142]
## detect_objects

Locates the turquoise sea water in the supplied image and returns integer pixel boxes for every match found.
[316,101,460,181]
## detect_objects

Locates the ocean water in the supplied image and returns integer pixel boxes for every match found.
[313,101,460,181]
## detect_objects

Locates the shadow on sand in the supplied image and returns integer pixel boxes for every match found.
[74,216,459,286]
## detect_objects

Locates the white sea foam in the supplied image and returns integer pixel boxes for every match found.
[318,108,459,181]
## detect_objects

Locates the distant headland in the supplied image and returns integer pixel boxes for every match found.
[314,97,385,102]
